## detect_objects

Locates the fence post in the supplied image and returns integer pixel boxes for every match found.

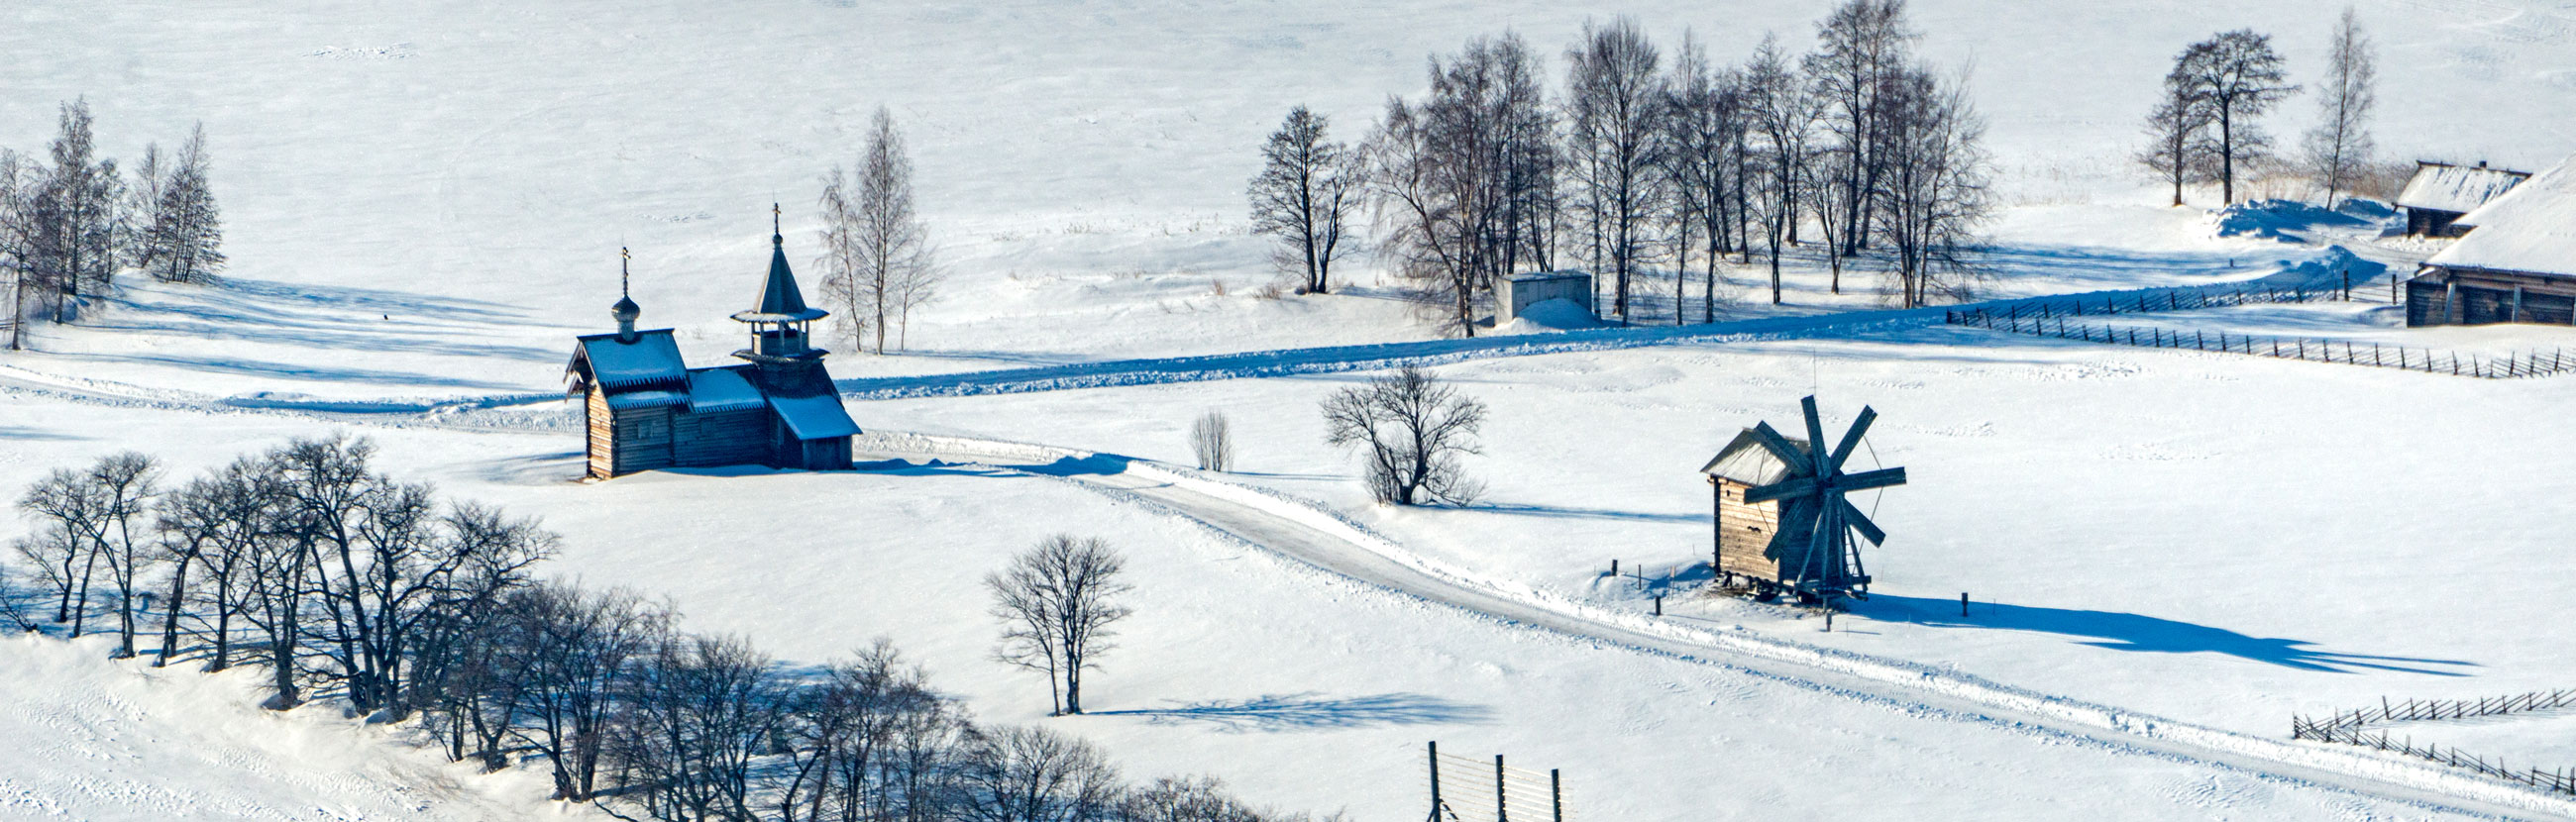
[2390,272,2399,305]
[2342,269,2350,300]
[1429,742,1442,820]
[1496,756,1508,822]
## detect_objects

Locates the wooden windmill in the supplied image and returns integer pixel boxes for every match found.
[1701,396,1905,606]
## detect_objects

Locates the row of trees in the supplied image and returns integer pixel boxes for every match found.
[0,98,224,349]
[1248,0,1995,334]
[2140,10,2381,208]
[818,106,943,356]
[8,442,1315,822]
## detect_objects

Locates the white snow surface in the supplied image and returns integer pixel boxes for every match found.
[6,0,2576,818]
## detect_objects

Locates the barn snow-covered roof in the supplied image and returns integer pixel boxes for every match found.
[570,330,687,390]
[2397,162,2529,215]
[2429,152,2576,278]
[1700,429,1807,486]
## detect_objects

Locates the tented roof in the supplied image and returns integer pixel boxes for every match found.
[733,238,828,323]
[569,330,687,390]
[1700,429,1808,486]
[2397,162,2529,215]
[2429,153,2576,278]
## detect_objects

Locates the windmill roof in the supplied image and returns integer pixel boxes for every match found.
[568,329,687,390]
[734,238,828,322]
[1700,429,1808,486]
[2397,162,2530,215]
[2430,152,2576,277]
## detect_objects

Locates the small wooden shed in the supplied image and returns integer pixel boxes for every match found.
[2406,152,2576,327]
[1495,270,1595,324]
[2396,160,2528,238]
[1699,428,1846,597]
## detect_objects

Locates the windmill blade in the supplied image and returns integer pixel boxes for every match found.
[1743,476,1816,504]
[1838,497,1886,545]
[1837,466,1907,491]
[1824,406,1878,475]
[1799,396,1830,474]
[1749,422,1813,475]
[1802,495,1840,588]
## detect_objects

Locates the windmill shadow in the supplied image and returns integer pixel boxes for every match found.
[1094,691,1492,732]
[1854,593,2478,675]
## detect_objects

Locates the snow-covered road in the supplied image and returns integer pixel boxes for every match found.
[858,432,2576,820]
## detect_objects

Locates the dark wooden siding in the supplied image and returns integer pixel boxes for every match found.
[798,436,852,470]
[674,409,770,467]
[612,406,676,474]
[2407,280,2449,327]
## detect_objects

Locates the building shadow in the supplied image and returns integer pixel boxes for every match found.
[1855,593,2478,675]
[1095,691,1493,732]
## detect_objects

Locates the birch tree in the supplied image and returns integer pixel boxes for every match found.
[820,107,934,354]
[1563,17,1665,322]
[2303,8,2377,208]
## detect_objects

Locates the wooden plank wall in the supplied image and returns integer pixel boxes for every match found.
[675,409,770,467]
[1715,478,1785,581]
[613,406,676,474]
[587,388,615,478]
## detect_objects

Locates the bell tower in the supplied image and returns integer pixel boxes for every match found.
[731,204,830,366]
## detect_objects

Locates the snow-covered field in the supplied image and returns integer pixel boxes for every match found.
[6,0,2576,819]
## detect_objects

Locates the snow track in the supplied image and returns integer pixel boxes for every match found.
[861,431,2576,821]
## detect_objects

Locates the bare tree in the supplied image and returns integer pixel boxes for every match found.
[1742,34,1814,304]
[1662,33,1748,322]
[1366,34,1555,337]
[1805,0,1918,259]
[28,98,125,320]
[613,631,786,822]
[142,124,222,284]
[1121,776,1269,822]
[1874,65,1992,307]
[86,453,161,658]
[1248,106,1361,295]
[1321,366,1487,506]
[2138,83,2216,207]
[500,582,667,799]
[1188,410,1234,472]
[819,107,935,355]
[1563,17,1666,322]
[0,150,33,349]
[2303,8,2377,209]
[156,456,271,670]
[986,535,1131,715]
[953,724,1125,822]
[2170,31,2297,204]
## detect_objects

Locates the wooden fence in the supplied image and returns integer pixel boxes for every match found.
[2290,689,2576,796]
[1946,302,2575,379]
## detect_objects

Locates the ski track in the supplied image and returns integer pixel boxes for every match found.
[16,257,2559,819]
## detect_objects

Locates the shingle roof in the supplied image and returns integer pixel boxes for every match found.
[2397,162,2529,215]
[2429,152,2576,278]
[1700,429,1809,486]
[569,329,687,391]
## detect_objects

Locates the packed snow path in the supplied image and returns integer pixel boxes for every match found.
[864,432,2576,820]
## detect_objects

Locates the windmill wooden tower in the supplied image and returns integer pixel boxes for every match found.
[1700,396,1905,606]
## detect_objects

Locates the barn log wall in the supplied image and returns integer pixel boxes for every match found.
[1715,478,1786,582]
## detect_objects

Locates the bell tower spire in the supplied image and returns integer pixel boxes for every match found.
[733,207,829,364]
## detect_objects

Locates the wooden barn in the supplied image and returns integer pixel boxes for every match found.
[565,226,859,478]
[2396,160,2528,238]
[2406,152,2576,327]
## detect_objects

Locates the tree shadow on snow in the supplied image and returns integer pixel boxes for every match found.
[1094,691,1493,732]
[1854,593,2477,675]
[1471,501,1705,524]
